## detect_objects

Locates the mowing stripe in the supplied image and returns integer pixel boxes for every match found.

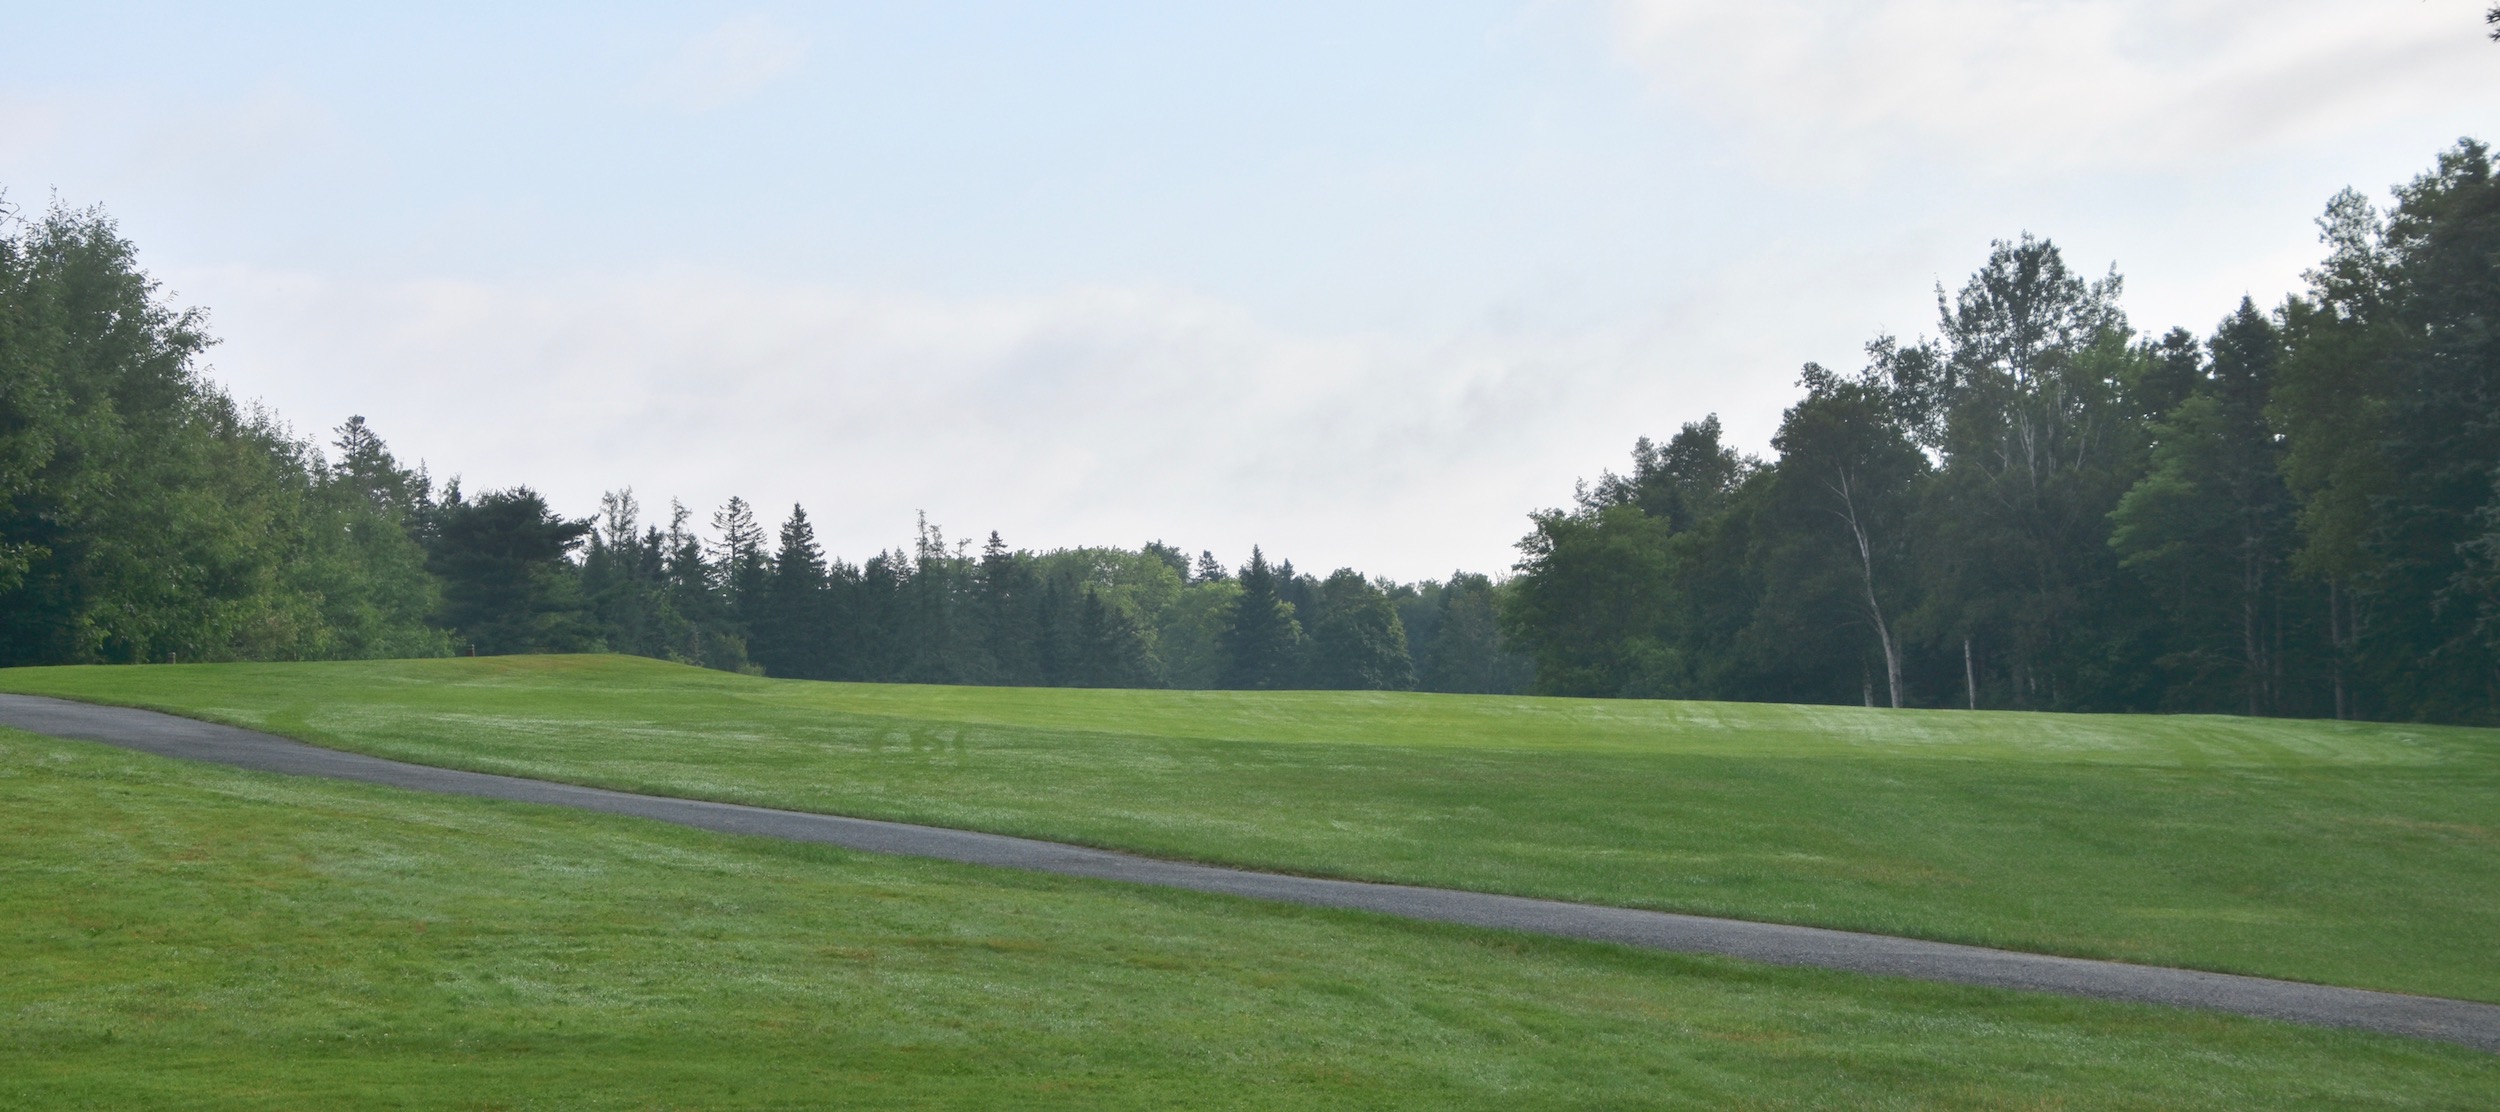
[5,691,2494,1052]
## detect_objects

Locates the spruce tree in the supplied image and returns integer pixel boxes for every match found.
[710,497,770,634]
[1421,573,1532,694]
[2110,300,2311,715]
[427,487,596,655]
[978,531,1041,684]
[1073,588,1153,687]
[663,499,742,669]
[1221,547,1300,689]
[753,505,831,678]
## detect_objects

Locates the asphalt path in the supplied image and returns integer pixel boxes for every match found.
[5,690,2496,1053]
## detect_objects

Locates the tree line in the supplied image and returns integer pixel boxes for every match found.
[556,489,1528,694]
[0,203,1526,693]
[1503,140,2500,725]
[6,138,2495,722]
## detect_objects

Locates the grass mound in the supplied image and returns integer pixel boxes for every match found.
[7,654,2497,1002]
[4,730,2492,1108]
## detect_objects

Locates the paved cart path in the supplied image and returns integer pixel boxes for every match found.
[5,691,2496,1053]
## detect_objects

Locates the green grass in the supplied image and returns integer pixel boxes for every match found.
[5,730,2494,1108]
[6,654,2498,1005]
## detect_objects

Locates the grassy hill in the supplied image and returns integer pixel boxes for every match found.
[5,654,2496,1008]
[6,728,2493,1107]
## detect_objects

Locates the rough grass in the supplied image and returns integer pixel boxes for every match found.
[6,654,2497,1004]
[4,730,2494,1109]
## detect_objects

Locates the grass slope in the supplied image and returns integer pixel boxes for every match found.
[7,655,2497,1004]
[5,730,2495,1108]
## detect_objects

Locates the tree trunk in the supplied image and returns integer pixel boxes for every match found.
[2240,515,2266,717]
[1964,637,1978,710]
[1834,468,1904,709]
[2243,590,2262,717]
[2329,580,2347,721]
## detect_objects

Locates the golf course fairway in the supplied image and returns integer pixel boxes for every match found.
[6,728,2496,1108]
[5,654,2493,1007]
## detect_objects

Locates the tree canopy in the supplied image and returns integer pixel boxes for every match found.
[1501,140,2500,725]
[10,137,2498,723]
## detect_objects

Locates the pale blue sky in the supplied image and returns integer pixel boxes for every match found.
[6,2,2496,577]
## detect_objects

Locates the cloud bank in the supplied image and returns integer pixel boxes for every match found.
[1604,0,2494,173]
[182,268,1657,577]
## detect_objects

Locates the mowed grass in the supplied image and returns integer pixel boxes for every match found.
[4,732,2495,1109]
[7,654,2498,1004]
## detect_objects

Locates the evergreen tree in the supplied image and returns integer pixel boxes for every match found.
[582,489,660,657]
[977,531,1042,684]
[294,417,448,660]
[1419,573,1531,694]
[901,513,979,683]
[1033,577,1074,686]
[752,504,831,678]
[330,415,432,522]
[1221,547,1301,689]
[663,499,744,669]
[1071,588,1154,687]
[427,487,596,655]
[1274,560,1319,659]
[2345,142,2500,720]
[2110,301,2312,714]
[710,496,770,636]
[849,551,912,682]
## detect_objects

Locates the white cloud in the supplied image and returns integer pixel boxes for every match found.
[0,83,343,199]
[1602,0,2498,174]
[169,260,1859,579]
[640,15,809,113]
[26,3,2449,580]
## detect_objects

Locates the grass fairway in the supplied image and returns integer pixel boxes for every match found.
[5,731,2496,1108]
[5,654,2497,1006]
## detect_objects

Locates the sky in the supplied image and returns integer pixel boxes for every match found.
[4,1,2496,580]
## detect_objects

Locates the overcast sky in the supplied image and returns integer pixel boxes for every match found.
[5,2,2496,579]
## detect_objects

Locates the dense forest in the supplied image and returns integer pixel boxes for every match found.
[1507,140,2500,725]
[0,201,1524,693]
[3,138,2496,723]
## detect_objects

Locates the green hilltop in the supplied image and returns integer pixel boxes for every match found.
[9,655,2495,1004]
[12,723,2492,1108]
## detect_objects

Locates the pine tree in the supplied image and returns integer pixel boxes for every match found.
[663,499,742,669]
[1073,588,1153,687]
[1420,573,1531,694]
[1221,546,1301,689]
[752,504,831,678]
[710,496,770,635]
[978,531,1041,684]
[2110,301,2311,715]
[330,415,429,522]
[427,487,596,655]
